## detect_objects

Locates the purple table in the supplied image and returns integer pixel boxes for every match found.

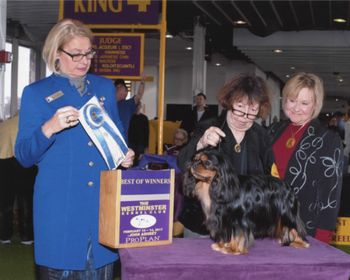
[120,237,350,280]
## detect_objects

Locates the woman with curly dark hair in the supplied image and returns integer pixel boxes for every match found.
[177,74,274,237]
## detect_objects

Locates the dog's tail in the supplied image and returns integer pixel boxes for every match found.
[275,179,308,245]
[295,201,308,239]
[279,198,308,246]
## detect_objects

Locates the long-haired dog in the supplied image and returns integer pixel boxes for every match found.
[183,149,309,254]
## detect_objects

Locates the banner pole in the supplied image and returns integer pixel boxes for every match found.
[157,0,167,155]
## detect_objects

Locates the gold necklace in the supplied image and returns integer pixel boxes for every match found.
[234,143,241,153]
[232,131,244,153]
[285,124,306,149]
[233,135,244,153]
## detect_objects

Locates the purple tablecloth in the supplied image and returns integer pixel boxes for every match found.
[120,237,350,280]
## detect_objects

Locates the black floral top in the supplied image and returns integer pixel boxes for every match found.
[269,119,343,236]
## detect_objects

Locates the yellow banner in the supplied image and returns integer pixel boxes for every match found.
[331,217,350,245]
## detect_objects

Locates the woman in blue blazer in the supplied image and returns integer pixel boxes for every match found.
[15,19,134,279]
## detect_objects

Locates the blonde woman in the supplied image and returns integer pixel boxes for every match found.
[269,72,343,244]
[15,19,134,279]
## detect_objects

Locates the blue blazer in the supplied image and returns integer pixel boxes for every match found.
[15,74,124,270]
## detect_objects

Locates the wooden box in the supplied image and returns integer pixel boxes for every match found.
[99,169,174,248]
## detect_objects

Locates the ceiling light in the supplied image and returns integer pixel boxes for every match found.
[335,98,339,102]
[338,78,344,83]
[273,49,283,53]
[234,20,246,25]
[285,74,290,78]
[166,34,173,39]
[290,66,295,70]
[215,63,221,67]
[333,18,346,23]
[186,46,192,51]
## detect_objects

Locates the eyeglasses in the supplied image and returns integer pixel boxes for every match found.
[231,108,259,120]
[59,48,96,62]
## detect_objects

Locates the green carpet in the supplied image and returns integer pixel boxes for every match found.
[0,241,35,280]
[334,244,350,254]
[0,239,120,280]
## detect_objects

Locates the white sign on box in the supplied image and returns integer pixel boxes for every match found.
[79,96,128,170]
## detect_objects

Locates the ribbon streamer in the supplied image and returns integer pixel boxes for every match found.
[83,102,127,169]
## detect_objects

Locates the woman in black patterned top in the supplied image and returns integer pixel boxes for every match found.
[269,72,343,244]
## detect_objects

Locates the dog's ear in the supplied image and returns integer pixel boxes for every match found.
[182,153,200,197]
[182,166,197,197]
[209,151,240,203]
[217,151,240,187]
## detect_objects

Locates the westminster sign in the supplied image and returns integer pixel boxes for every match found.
[99,169,174,248]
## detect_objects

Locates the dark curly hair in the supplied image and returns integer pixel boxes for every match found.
[217,74,271,119]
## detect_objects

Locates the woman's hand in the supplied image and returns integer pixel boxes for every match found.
[121,149,135,168]
[42,106,80,138]
[196,126,226,150]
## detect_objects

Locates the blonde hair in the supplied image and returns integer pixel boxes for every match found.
[42,19,93,74]
[174,128,188,143]
[282,72,324,119]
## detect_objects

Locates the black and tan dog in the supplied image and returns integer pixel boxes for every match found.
[183,149,309,254]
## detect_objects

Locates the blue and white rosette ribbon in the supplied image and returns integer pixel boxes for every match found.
[83,103,128,169]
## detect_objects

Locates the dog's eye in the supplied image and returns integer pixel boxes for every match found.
[203,160,212,168]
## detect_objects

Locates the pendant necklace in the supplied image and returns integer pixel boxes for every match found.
[234,143,241,153]
[232,127,244,153]
[285,124,306,149]
[233,134,244,153]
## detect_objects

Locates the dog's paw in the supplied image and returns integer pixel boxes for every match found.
[211,242,248,255]
[211,243,222,252]
[290,239,310,249]
[221,247,246,255]
[288,229,310,249]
